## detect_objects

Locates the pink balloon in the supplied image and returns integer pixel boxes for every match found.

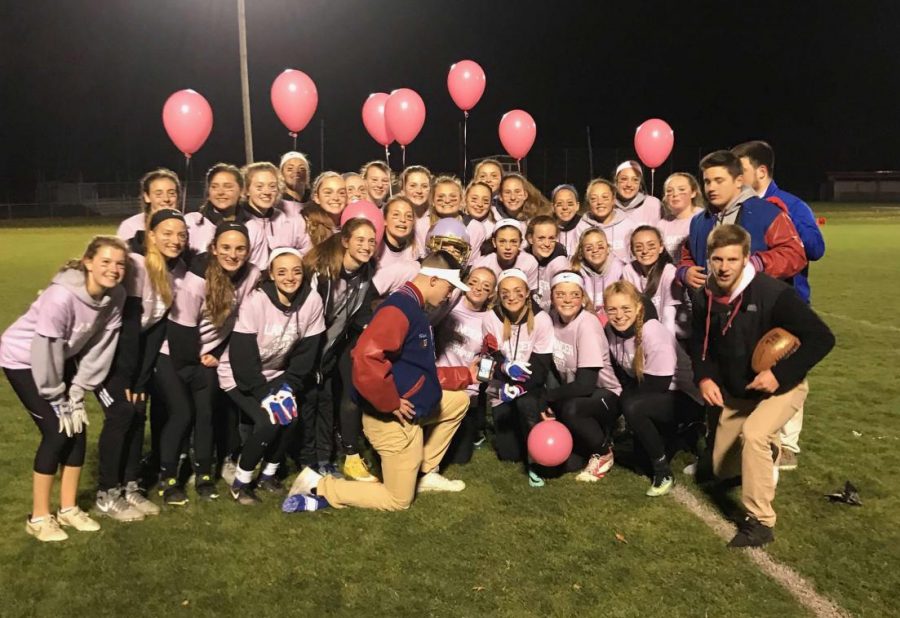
[271,69,318,134]
[362,93,394,147]
[340,200,385,246]
[384,88,426,147]
[527,420,573,467]
[634,118,675,169]
[162,89,213,157]
[447,60,486,112]
[498,110,537,160]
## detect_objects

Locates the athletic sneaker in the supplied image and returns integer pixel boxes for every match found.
[157,478,189,506]
[282,493,330,513]
[125,481,160,516]
[576,452,614,482]
[779,450,799,471]
[26,515,68,542]
[342,453,377,482]
[57,506,101,532]
[417,470,466,493]
[472,432,487,448]
[728,515,775,548]
[527,469,545,488]
[195,475,219,500]
[220,457,238,486]
[96,488,146,522]
[230,484,261,506]
[646,475,674,497]
[289,466,323,496]
[683,462,698,476]
[256,475,284,494]
[315,462,343,479]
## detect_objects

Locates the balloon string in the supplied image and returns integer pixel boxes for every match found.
[463,111,469,182]
[385,145,393,197]
[402,145,406,169]
[651,168,656,197]
[517,159,521,174]
[182,155,190,213]
[290,132,297,151]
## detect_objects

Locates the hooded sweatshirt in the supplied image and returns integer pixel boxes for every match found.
[241,202,312,270]
[0,269,125,401]
[615,192,662,227]
[575,211,637,262]
[184,202,236,256]
[529,243,570,311]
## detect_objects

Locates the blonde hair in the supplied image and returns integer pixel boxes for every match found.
[242,161,284,195]
[144,218,185,308]
[500,173,551,221]
[61,235,128,275]
[604,280,646,381]
[569,228,610,272]
[303,218,376,283]
[662,172,706,213]
[429,175,464,226]
[312,171,344,198]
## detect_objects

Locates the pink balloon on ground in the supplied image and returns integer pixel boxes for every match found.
[447,60,486,112]
[340,200,385,246]
[271,69,318,133]
[362,93,394,146]
[527,420,573,467]
[498,109,536,160]
[162,89,213,157]
[634,118,675,169]
[385,88,426,146]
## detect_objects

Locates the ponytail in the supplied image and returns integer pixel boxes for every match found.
[204,258,237,329]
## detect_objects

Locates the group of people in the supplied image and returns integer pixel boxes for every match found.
[1,140,834,548]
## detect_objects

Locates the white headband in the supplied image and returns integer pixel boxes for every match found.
[419,266,470,292]
[493,218,522,235]
[268,247,303,268]
[550,271,585,290]
[615,161,642,177]
[497,268,528,285]
[280,151,308,169]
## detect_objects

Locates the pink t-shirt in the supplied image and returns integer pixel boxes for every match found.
[657,214,699,259]
[474,252,539,291]
[534,255,570,312]
[376,240,419,268]
[579,259,625,321]
[605,319,677,389]
[0,271,124,370]
[217,287,325,391]
[622,262,681,335]
[116,213,145,242]
[482,309,554,405]
[465,219,487,263]
[436,300,488,397]
[183,212,218,255]
[413,213,431,253]
[246,208,312,270]
[575,213,637,262]
[125,253,187,331]
[166,264,261,356]
[373,260,420,296]
[552,309,621,395]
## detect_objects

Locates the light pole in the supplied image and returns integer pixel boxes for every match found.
[237,0,253,163]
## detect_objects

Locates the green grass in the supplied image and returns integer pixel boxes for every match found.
[0,207,898,617]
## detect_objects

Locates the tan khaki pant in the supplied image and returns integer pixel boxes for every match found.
[779,404,805,454]
[712,380,808,527]
[318,390,469,511]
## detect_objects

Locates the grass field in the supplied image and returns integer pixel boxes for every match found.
[0,205,898,617]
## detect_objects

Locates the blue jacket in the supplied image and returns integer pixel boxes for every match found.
[763,181,825,303]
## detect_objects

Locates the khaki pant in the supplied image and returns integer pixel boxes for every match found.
[779,404,805,454]
[712,381,808,527]
[318,390,469,511]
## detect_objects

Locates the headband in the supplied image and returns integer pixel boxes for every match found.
[280,151,308,168]
[268,247,303,268]
[213,221,250,243]
[615,161,643,177]
[148,208,185,230]
[497,268,528,285]
[493,218,522,235]
[550,271,585,290]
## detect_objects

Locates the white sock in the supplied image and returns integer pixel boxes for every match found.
[262,462,279,477]
[235,466,255,484]
[30,515,45,524]
[59,506,74,514]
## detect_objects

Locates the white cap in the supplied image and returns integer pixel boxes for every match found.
[493,218,522,235]
[267,247,303,268]
[550,271,585,290]
[280,151,309,169]
[419,266,470,292]
[497,268,528,285]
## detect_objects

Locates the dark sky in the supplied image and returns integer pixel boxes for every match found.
[3,0,900,200]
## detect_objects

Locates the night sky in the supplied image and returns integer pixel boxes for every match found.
[3,0,900,200]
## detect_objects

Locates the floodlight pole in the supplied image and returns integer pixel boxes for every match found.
[238,0,254,163]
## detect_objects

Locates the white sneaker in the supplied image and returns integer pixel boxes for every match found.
[125,481,160,516]
[95,488,145,522]
[683,462,698,476]
[57,506,101,532]
[289,466,323,497]
[575,452,614,482]
[417,471,465,493]
[26,515,68,542]
[220,458,238,486]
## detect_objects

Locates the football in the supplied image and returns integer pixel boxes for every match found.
[751,327,801,373]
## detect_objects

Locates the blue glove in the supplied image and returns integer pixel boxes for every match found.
[277,383,298,420]
[501,360,532,383]
[261,390,295,426]
[500,384,525,403]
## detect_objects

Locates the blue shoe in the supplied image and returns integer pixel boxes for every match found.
[316,462,344,479]
[282,493,330,513]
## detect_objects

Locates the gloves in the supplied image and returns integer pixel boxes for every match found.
[500,384,525,403]
[51,398,74,438]
[481,334,499,355]
[261,384,298,426]
[501,360,532,383]
[69,396,89,435]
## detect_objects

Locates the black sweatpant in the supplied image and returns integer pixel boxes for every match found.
[295,376,335,466]
[4,367,86,475]
[226,386,297,474]
[95,379,146,490]
[621,390,702,466]
[552,388,620,465]
[154,354,219,479]
[442,393,481,466]
[491,391,544,463]
[336,344,363,456]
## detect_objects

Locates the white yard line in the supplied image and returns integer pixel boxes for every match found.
[818,311,900,334]
[671,485,853,618]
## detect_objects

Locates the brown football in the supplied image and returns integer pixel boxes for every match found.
[751,327,801,373]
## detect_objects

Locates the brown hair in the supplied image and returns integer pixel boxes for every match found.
[206,163,243,191]
[139,168,181,213]
[312,170,344,198]
[498,275,535,343]
[585,177,617,214]
[303,218,376,282]
[473,158,502,179]
[604,280,646,381]
[499,173,551,221]
[384,195,418,253]
[699,150,743,179]
[707,223,751,257]
[732,140,775,175]
[629,225,674,299]
[467,266,498,311]
[61,235,129,275]
[204,228,250,329]
[242,161,284,196]
[526,214,558,241]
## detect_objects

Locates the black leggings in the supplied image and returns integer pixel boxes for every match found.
[336,344,365,456]
[226,387,297,474]
[95,380,146,490]
[442,393,482,466]
[552,389,620,458]
[4,367,86,474]
[491,391,544,463]
[154,354,219,479]
[621,390,702,464]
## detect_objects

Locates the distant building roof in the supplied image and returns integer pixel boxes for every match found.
[826,171,900,181]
